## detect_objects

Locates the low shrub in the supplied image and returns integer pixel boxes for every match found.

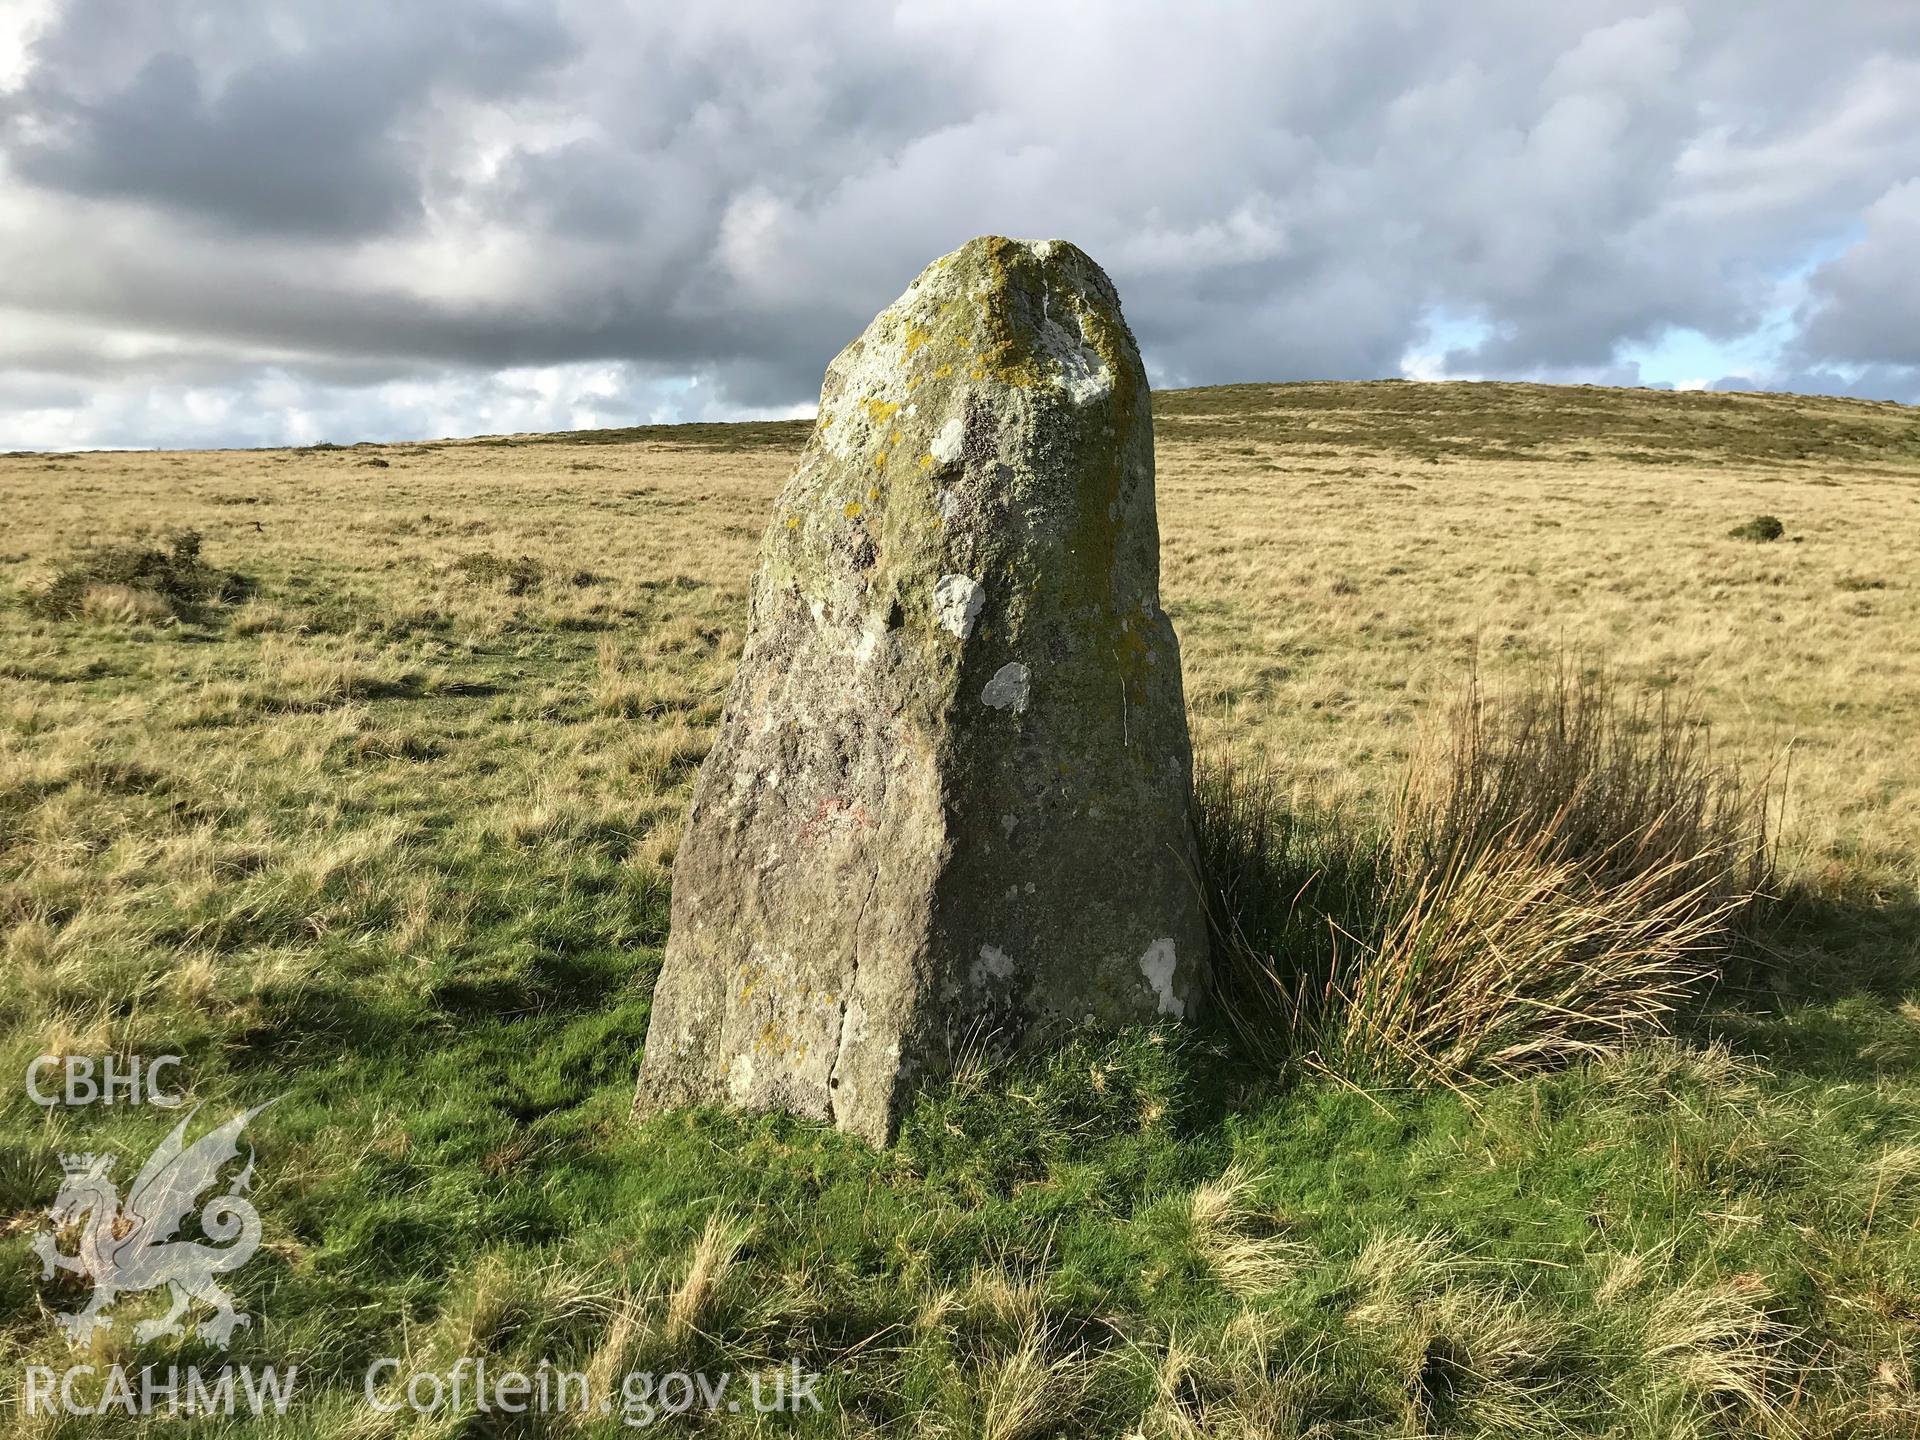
[452,552,544,596]
[28,529,247,622]
[1727,514,1784,541]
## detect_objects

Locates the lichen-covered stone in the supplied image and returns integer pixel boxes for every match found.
[633,236,1209,1144]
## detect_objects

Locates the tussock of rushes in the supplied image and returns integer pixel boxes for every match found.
[665,1211,749,1345]
[1197,663,1772,1088]
[1315,827,1741,1084]
[1396,662,1774,924]
[1187,1164,1310,1297]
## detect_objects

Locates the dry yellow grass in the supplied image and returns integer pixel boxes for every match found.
[3,381,1917,1438]
[6,381,1912,897]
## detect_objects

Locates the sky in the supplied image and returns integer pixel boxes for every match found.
[1,1,1917,451]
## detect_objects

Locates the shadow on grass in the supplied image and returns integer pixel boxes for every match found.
[1689,888,1920,1083]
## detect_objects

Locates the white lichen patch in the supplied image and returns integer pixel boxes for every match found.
[932,573,985,639]
[981,662,1030,713]
[971,943,1015,987]
[727,1052,756,1100]
[931,417,964,467]
[1138,938,1183,1017]
[1039,314,1111,406]
[817,327,918,463]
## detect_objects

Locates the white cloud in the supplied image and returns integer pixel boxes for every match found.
[2,0,1917,448]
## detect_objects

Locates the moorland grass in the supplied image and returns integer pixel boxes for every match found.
[2,382,1918,1436]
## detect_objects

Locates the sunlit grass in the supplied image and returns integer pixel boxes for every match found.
[0,381,1916,1435]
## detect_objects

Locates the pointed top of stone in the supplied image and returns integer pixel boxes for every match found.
[814,236,1138,467]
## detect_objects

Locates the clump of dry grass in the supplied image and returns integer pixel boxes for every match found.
[1604,1268,1796,1430]
[76,582,177,625]
[1138,1314,1303,1440]
[665,1210,750,1345]
[970,1315,1088,1440]
[1186,1164,1311,1297]
[1344,1229,1571,1434]
[1395,662,1774,925]
[1199,662,1775,1086]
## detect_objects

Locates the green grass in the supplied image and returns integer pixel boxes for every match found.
[5,626,1915,1439]
[12,945,1920,1434]
[3,384,1919,1436]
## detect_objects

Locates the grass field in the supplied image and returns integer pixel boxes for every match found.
[3,380,1920,1436]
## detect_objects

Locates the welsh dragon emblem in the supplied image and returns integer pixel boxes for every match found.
[33,1101,276,1348]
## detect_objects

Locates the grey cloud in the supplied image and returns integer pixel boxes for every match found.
[2,1,1918,448]
[8,0,573,238]
[1797,180,1920,371]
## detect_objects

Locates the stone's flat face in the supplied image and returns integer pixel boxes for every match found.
[634,236,1209,1145]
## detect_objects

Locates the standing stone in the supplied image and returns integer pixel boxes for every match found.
[634,236,1208,1144]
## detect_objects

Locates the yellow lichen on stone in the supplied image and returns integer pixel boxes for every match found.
[845,502,863,519]
[736,959,768,1002]
[904,326,931,353]
[865,398,901,423]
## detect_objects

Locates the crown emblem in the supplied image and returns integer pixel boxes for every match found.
[58,1152,110,1177]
